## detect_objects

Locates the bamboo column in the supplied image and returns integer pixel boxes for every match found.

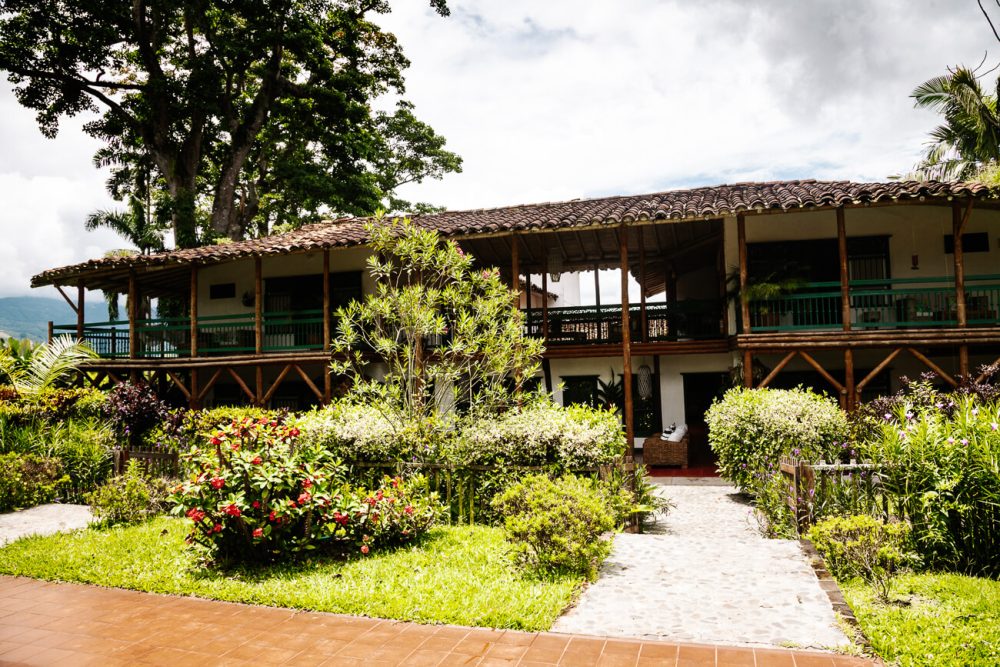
[254,256,263,355]
[737,213,750,333]
[717,241,728,336]
[76,279,85,340]
[837,207,851,332]
[189,265,199,357]
[638,232,648,343]
[510,234,520,308]
[322,250,331,352]
[845,349,856,411]
[541,253,550,341]
[953,200,971,377]
[619,226,635,451]
[127,270,138,360]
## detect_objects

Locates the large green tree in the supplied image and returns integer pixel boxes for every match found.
[0,0,460,247]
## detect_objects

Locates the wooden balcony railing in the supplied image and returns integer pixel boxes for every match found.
[745,274,1000,332]
[523,300,724,345]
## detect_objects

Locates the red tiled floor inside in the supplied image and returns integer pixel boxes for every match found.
[0,576,876,666]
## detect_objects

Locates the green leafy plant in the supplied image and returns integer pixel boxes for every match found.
[331,216,542,421]
[809,515,916,602]
[0,337,97,395]
[103,381,169,446]
[0,453,68,512]
[491,474,615,580]
[86,460,167,526]
[170,416,439,564]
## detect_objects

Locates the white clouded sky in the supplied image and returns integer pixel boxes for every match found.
[0,0,994,297]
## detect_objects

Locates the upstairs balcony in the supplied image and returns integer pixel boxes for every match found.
[743,274,1000,332]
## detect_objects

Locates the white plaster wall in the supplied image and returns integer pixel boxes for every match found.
[548,352,731,446]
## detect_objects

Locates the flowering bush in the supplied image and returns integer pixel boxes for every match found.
[491,473,615,580]
[149,406,283,452]
[170,416,439,564]
[706,386,847,495]
[456,402,625,468]
[862,396,1000,575]
[296,401,452,462]
[104,382,169,446]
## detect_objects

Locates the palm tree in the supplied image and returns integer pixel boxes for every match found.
[911,66,1000,180]
[85,195,165,255]
[0,336,97,395]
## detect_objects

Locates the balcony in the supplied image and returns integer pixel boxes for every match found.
[744,274,1000,332]
[524,299,724,345]
[53,310,326,359]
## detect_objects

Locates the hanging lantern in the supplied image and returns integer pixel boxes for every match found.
[548,247,563,283]
[637,364,654,400]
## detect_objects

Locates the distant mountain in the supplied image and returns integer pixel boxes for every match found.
[0,296,78,342]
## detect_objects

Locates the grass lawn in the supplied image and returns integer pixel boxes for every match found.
[0,517,582,631]
[842,573,1000,666]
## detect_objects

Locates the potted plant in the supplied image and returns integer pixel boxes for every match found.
[727,266,808,329]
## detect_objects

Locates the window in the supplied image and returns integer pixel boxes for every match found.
[561,376,598,408]
[209,283,236,299]
[944,232,990,254]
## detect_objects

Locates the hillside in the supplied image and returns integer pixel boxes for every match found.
[0,296,78,342]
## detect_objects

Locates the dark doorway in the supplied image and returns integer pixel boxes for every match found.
[682,372,729,466]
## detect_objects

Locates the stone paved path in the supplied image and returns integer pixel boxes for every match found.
[552,483,852,651]
[0,504,92,547]
[0,576,873,666]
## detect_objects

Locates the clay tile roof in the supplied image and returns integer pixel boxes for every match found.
[30,179,995,287]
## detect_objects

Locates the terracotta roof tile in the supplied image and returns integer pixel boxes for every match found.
[30,179,994,286]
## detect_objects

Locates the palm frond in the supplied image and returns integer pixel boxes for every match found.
[16,337,97,394]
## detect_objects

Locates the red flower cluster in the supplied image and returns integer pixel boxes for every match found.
[210,477,225,490]
[298,492,311,504]
[223,504,241,517]
[252,528,264,539]
[186,508,206,522]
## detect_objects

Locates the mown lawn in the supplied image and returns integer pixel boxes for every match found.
[842,573,1000,667]
[0,517,582,631]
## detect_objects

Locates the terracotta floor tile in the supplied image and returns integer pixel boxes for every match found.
[530,635,570,652]
[639,643,679,660]
[716,646,756,666]
[791,654,837,667]
[436,652,481,667]
[477,658,520,667]
[753,648,796,667]
[595,653,640,667]
[677,643,716,667]
[451,637,495,656]
[221,640,303,664]
[399,648,454,666]
[420,635,465,652]
[521,646,565,664]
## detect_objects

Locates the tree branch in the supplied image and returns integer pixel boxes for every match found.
[980,0,1000,43]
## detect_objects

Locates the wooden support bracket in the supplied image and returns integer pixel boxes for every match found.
[226,367,256,402]
[262,365,293,404]
[166,371,191,401]
[758,351,797,388]
[293,364,323,401]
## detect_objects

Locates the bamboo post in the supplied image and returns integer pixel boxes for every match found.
[189,265,198,357]
[953,200,972,377]
[76,280,85,340]
[837,207,851,331]
[619,226,635,452]
[127,270,138,360]
[47,321,53,345]
[254,256,263,355]
[593,262,602,340]
[541,253,550,341]
[737,213,751,334]
[844,348,856,411]
[639,231,648,343]
[322,249,331,352]
[717,241,728,336]
[743,349,753,388]
[510,234,520,308]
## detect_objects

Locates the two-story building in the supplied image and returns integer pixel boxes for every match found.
[33,180,1000,466]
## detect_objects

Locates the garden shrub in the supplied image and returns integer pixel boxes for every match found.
[862,395,1000,575]
[151,406,284,453]
[296,401,452,462]
[809,515,915,602]
[170,417,439,564]
[706,386,847,495]
[456,402,625,468]
[104,382,169,446]
[0,453,68,511]
[491,474,615,580]
[0,387,106,425]
[86,460,167,526]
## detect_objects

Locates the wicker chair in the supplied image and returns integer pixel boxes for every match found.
[642,428,689,468]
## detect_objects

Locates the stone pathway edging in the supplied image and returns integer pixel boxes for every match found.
[799,538,873,653]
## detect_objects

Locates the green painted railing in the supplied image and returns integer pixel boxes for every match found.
[54,309,328,359]
[746,274,1000,332]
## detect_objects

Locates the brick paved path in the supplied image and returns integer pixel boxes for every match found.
[0,576,873,666]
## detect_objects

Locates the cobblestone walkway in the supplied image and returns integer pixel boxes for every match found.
[552,483,852,651]
[0,504,92,547]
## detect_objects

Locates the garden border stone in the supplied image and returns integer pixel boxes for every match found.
[799,537,875,654]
